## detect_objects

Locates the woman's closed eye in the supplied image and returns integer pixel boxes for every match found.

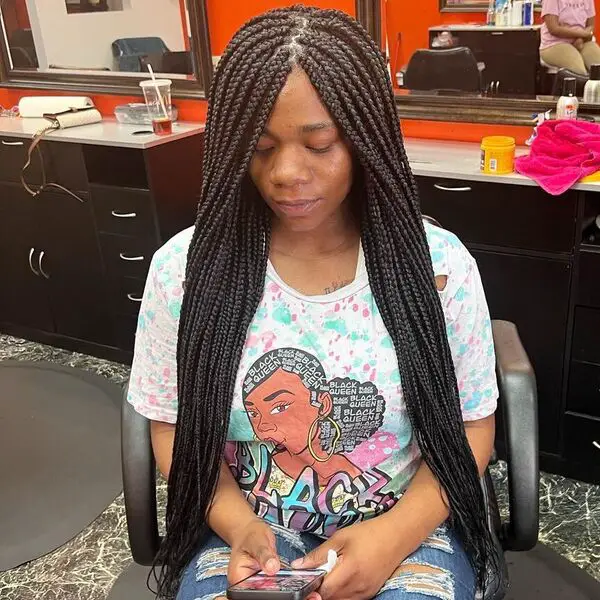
[254,144,333,155]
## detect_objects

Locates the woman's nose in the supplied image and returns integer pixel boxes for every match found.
[257,418,277,433]
[269,146,312,187]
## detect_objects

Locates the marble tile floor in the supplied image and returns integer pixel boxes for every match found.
[1,333,599,600]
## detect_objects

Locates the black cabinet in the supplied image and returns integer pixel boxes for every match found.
[416,174,585,479]
[33,190,109,344]
[0,183,110,345]
[417,177,577,254]
[471,250,571,453]
[0,183,53,332]
[0,130,204,363]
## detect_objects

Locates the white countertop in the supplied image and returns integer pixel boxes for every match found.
[404,138,600,192]
[0,117,205,149]
[429,24,541,32]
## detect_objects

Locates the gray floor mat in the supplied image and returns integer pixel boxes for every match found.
[0,360,122,571]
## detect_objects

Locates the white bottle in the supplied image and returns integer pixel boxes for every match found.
[556,77,579,120]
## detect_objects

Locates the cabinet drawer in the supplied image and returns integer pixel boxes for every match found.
[0,136,42,184]
[417,177,577,253]
[572,307,600,364]
[108,277,146,317]
[481,31,538,55]
[563,413,600,464]
[91,186,157,238]
[567,361,600,418]
[99,234,156,280]
[577,250,600,308]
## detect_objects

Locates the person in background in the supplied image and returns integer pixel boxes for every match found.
[540,0,600,75]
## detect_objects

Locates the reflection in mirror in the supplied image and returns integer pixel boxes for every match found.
[391,0,600,103]
[1,0,196,79]
[65,1,127,15]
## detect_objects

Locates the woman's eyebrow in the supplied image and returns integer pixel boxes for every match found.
[301,121,336,133]
[261,121,336,138]
[263,389,293,402]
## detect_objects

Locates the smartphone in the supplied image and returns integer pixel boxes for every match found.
[226,569,326,600]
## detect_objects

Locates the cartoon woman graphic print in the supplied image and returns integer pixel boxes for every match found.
[241,347,387,486]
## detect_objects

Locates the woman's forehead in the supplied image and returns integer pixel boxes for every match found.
[264,68,335,133]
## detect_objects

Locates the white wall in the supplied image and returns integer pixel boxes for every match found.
[26,0,185,70]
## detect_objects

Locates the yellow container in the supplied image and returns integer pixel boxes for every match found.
[480,136,516,175]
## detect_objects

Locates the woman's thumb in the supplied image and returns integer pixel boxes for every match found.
[291,545,330,570]
[252,534,279,575]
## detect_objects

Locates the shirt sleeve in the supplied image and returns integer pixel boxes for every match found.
[440,246,498,422]
[127,247,183,424]
[542,0,560,17]
[587,0,595,19]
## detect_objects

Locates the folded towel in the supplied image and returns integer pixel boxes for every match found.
[515,119,600,195]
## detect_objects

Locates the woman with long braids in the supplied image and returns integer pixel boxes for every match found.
[128,5,500,599]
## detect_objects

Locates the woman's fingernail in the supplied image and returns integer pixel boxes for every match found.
[291,558,303,568]
[266,558,279,572]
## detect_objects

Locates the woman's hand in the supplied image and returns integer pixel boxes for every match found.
[291,517,405,600]
[583,26,595,41]
[574,38,585,50]
[227,518,281,586]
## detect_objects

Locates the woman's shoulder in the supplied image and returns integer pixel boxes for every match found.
[423,220,475,280]
[150,226,194,282]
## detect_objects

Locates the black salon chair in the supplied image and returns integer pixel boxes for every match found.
[402,47,483,94]
[139,51,194,75]
[118,315,538,600]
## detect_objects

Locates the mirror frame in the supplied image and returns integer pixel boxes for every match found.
[0,0,213,98]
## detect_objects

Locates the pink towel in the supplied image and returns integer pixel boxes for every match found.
[515,119,600,195]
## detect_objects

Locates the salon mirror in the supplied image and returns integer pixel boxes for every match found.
[0,0,211,97]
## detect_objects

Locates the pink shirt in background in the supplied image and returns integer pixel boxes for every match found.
[540,0,596,50]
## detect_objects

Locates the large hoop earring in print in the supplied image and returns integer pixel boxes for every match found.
[307,417,341,462]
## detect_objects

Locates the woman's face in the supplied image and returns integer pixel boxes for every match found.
[244,368,320,454]
[248,68,354,233]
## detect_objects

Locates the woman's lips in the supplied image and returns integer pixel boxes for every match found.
[274,198,321,217]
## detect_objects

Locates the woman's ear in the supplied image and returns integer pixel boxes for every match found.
[318,392,333,417]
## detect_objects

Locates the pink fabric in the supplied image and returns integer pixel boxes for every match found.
[515,120,600,195]
[540,0,595,50]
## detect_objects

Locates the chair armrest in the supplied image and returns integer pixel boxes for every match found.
[492,320,539,551]
[121,385,160,565]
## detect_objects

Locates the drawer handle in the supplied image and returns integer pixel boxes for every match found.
[491,32,504,36]
[2,140,24,146]
[119,253,145,262]
[127,293,143,303]
[593,441,600,450]
[39,251,50,279]
[28,248,40,276]
[433,184,472,192]
[111,210,137,218]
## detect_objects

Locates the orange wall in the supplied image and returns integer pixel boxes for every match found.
[207,0,355,55]
[0,0,534,141]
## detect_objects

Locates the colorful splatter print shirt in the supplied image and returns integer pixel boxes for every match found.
[128,222,498,537]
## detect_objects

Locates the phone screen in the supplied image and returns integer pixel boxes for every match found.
[229,569,325,593]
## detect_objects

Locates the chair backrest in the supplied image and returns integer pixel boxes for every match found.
[112,37,169,72]
[139,50,193,75]
[404,47,481,93]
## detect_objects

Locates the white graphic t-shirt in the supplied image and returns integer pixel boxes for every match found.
[128,222,498,537]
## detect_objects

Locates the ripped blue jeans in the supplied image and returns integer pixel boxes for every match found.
[176,522,475,600]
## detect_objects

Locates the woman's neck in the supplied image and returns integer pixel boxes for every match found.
[271,206,359,259]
